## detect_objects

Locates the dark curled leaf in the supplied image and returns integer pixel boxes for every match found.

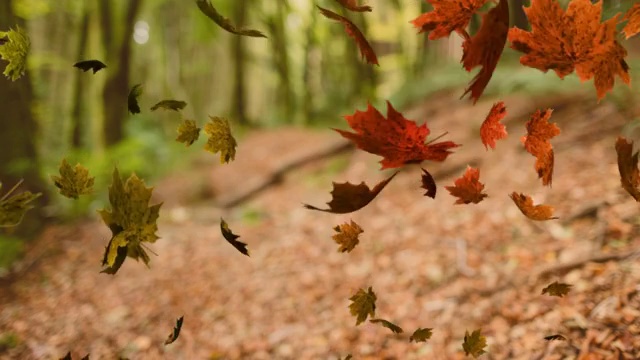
[544,334,566,341]
[196,0,267,38]
[59,352,72,360]
[541,281,571,297]
[150,100,187,112]
[317,6,378,65]
[165,316,184,345]
[421,168,436,198]
[128,84,143,114]
[220,218,249,256]
[370,318,403,334]
[73,60,107,74]
[409,327,433,342]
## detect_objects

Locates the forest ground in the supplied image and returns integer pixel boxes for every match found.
[1,90,640,360]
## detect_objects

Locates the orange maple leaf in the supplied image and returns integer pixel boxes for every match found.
[318,6,378,65]
[480,101,508,150]
[509,192,557,221]
[615,136,640,201]
[521,109,560,186]
[411,0,490,40]
[508,0,630,101]
[461,0,510,104]
[445,166,487,204]
[622,4,640,39]
[335,101,459,169]
[334,0,372,12]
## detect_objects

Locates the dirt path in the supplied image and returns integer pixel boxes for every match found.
[1,92,639,360]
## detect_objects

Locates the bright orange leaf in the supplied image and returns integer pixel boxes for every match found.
[317,6,378,65]
[615,136,640,201]
[411,0,489,40]
[521,109,560,186]
[480,101,508,150]
[622,4,640,39]
[509,192,558,221]
[508,0,630,101]
[335,101,459,169]
[445,166,487,204]
[334,0,372,12]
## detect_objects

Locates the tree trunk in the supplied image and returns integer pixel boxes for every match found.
[232,0,249,126]
[266,0,293,124]
[302,8,318,125]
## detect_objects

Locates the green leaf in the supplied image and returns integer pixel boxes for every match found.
[409,327,433,342]
[541,281,572,297]
[220,218,249,256]
[0,180,41,228]
[165,316,184,345]
[348,286,376,325]
[51,158,95,199]
[196,0,267,38]
[73,59,106,74]
[128,84,143,114]
[462,329,487,359]
[204,116,237,163]
[0,26,30,81]
[150,100,187,112]
[369,318,403,334]
[176,119,201,146]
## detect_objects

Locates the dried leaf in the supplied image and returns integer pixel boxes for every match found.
[150,100,187,112]
[370,318,403,334]
[341,355,353,360]
[80,355,89,360]
[59,352,72,360]
[334,0,372,12]
[333,220,363,253]
[204,116,237,164]
[411,0,489,40]
[542,281,572,297]
[615,136,640,201]
[622,4,640,39]
[480,102,508,150]
[445,166,487,204]
[349,287,376,325]
[0,180,41,228]
[128,84,143,114]
[463,329,487,358]
[196,0,266,38]
[73,60,107,74]
[335,101,459,169]
[220,218,249,256]
[164,316,184,345]
[421,168,436,198]
[51,158,95,199]
[176,119,201,146]
[510,192,557,221]
[304,172,398,214]
[409,327,433,342]
[544,334,566,341]
[0,26,30,81]
[317,6,378,65]
[521,109,560,186]
[508,0,630,101]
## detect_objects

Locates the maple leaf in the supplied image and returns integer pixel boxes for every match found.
[73,60,107,74]
[0,26,30,81]
[335,101,459,169]
[370,318,403,334]
[541,281,572,297]
[421,168,436,198]
[460,0,510,104]
[480,102,508,150]
[508,0,630,101]
[128,84,143,115]
[622,4,640,39]
[521,109,560,186]
[220,218,249,256]
[332,220,363,253]
[0,180,41,228]
[445,166,487,204]
[615,137,640,201]
[411,0,489,40]
[317,6,378,65]
[334,0,372,12]
[409,327,433,342]
[176,119,201,146]
[164,316,184,345]
[196,0,266,38]
[99,168,162,274]
[304,172,398,214]
[463,329,487,358]
[150,100,187,112]
[349,286,376,325]
[544,334,567,341]
[509,192,557,221]
[204,116,237,164]
[51,158,95,199]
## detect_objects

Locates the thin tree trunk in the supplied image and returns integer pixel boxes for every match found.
[232,0,249,126]
[302,8,318,125]
[266,0,293,123]
[71,11,90,148]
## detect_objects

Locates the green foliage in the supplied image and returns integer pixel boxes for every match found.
[0,26,30,81]
[0,235,24,272]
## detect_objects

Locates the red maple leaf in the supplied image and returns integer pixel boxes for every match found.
[318,6,378,65]
[411,0,489,40]
[335,101,459,169]
[445,166,487,204]
[521,109,560,186]
[622,4,640,39]
[480,101,508,150]
[510,192,558,221]
[334,0,372,12]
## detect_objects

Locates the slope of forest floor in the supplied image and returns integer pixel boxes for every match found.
[1,90,640,360]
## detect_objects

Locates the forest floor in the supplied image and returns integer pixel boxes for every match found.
[1,90,640,360]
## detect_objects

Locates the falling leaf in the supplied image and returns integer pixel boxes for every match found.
[51,158,95,199]
[204,116,237,164]
[445,166,487,204]
[622,4,640,39]
[73,60,107,74]
[341,355,353,360]
[0,180,41,228]
[421,168,436,198]
[349,287,376,325]
[176,119,201,146]
[411,0,489,40]
[334,0,372,12]
[220,218,249,256]
[480,102,508,150]
[0,26,30,81]
[508,0,630,100]
[510,192,557,221]
[60,352,72,360]
[463,329,487,358]
[304,172,398,214]
[615,137,640,201]
[409,327,433,342]
[317,6,378,65]
[460,0,510,104]
[128,84,143,114]
[335,101,459,169]
[150,100,187,112]
[521,109,560,186]
[196,0,266,38]
[541,281,572,297]
[99,168,162,274]
[332,220,363,253]
[544,334,566,341]
[165,316,184,345]
[370,319,403,334]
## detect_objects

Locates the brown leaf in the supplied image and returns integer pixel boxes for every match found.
[622,4,640,39]
[462,329,487,358]
[445,166,487,204]
[349,287,376,325]
[541,281,572,297]
[421,168,436,198]
[220,218,249,256]
[334,0,372,12]
[510,192,558,221]
[370,318,403,334]
[521,109,560,186]
[409,327,433,342]
[480,101,508,150]
[411,0,490,40]
[332,220,363,253]
[317,6,378,65]
[615,136,640,201]
[544,334,567,341]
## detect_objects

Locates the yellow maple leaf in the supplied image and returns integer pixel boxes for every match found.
[203,116,237,164]
[349,286,376,325]
[51,158,94,199]
[332,220,363,252]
